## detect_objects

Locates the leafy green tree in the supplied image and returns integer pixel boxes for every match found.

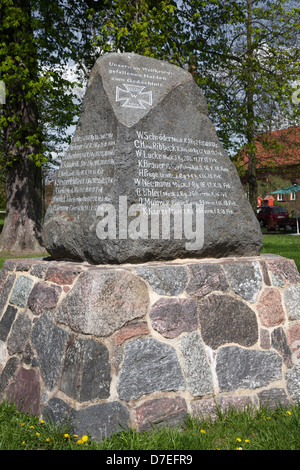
[0,0,109,251]
[92,0,184,63]
[181,0,300,211]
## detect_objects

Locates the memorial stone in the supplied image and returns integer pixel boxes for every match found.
[42,52,262,264]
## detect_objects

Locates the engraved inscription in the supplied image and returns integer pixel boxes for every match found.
[49,133,116,213]
[50,129,237,216]
[108,61,175,89]
[133,131,237,216]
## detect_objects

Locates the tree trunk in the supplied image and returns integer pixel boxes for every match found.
[246,0,258,213]
[0,0,45,253]
[247,147,258,213]
[0,159,44,252]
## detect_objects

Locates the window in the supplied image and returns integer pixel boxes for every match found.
[291,193,296,201]
[271,207,288,214]
[277,194,283,201]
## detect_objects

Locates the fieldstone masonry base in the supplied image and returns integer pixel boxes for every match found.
[0,255,300,440]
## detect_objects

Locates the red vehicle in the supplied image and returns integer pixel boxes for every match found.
[257,206,289,229]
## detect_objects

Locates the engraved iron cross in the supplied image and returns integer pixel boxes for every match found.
[116,84,153,109]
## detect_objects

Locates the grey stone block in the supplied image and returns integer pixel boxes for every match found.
[9,275,34,307]
[7,311,32,355]
[177,331,213,396]
[73,401,130,441]
[31,312,69,390]
[271,327,293,368]
[136,265,188,296]
[0,305,18,342]
[117,338,185,401]
[257,388,290,409]
[60,337,111,402]
[283,285,300,320]
[216,346,282,392]
[223,261,262,303]
[0,274,16,315]
[42,397,74,428]
[285,365,300,402]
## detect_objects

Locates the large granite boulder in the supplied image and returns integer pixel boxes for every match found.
[42,52,262,264]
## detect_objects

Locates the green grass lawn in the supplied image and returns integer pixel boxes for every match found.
[0,231,299,270]
[261,231,300,272]
[0,400,299,451]
[0,252,48,269]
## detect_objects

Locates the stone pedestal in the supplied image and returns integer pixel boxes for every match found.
[0,255,300,440]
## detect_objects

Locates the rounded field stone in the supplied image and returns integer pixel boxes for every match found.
[198,294,258,349]
[135,396,188,432]
[149,297,197,338]
[257,288,285,327]
[6,367,40,415]
[27,281,61,315]
[57,269,149,337]
[266,258,300,285]
[186,263,229,298]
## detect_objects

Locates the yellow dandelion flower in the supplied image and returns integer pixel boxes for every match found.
[40,419,45,424]
[22,441,26,445]
[81,435,88,442]
[236,447,243,450]
[76,439,82,444]
[30,426,35,429]
[64,433,70,438]
[200,429,206,434]
[287,411,291,415]
[266,416,271,420]
[73,434,78,438]
[236,438,242,442]
[36,432,40,437]
[245,439,250,443]
[46,438,50,442]
[20,423,25,427]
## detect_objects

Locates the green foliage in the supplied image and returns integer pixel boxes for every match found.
[0,0,110,169]
[182,0,300,153]
[93,0,185,64]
